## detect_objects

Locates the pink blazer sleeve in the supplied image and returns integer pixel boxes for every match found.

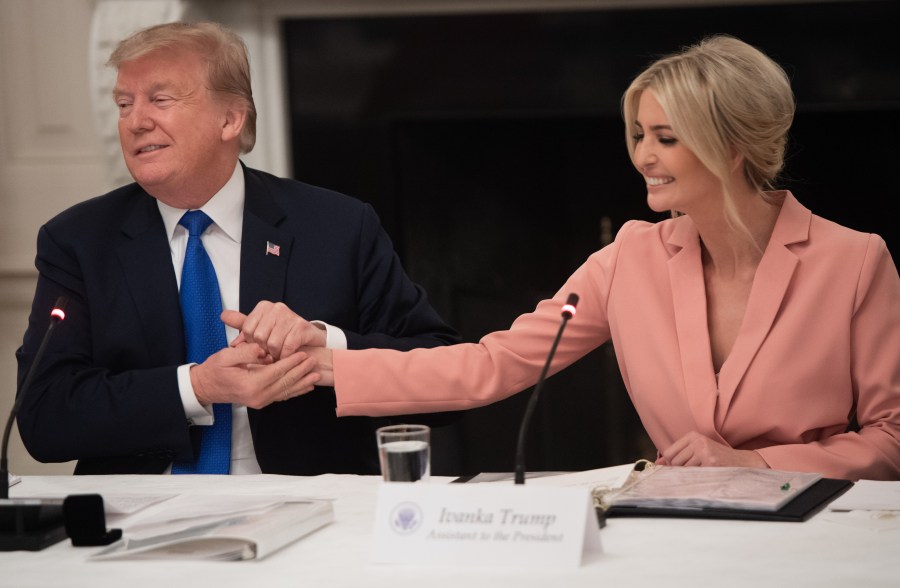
[332,246,618,417]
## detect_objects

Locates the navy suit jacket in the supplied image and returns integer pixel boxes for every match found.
[16,164,459,475]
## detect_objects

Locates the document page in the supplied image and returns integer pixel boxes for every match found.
[827,480,900,511]
[464,464,636,489]
[5,473,20,488]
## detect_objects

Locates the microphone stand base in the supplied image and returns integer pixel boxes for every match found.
[0,499,67,551]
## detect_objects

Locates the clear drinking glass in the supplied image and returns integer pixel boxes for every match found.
[376,424,431,482]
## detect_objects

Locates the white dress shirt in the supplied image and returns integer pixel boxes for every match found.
[157,161,346,474]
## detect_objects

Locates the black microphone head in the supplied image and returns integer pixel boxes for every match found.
[561,293,579,319]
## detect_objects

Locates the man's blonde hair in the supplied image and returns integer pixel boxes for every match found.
[108,21,257,153]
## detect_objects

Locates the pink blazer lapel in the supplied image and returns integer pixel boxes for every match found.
[664,194,812,439]
[666,219,722,441]
[715,194,811,421]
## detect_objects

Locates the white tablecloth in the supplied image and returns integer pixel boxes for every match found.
[4,473,898,588]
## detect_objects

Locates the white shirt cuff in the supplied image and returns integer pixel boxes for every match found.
[177,363,213,425]
[311,320,347,350]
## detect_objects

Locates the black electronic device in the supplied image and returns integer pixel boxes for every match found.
[63,494,122,546]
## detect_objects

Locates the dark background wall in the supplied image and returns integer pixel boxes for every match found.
[281,0,900,475]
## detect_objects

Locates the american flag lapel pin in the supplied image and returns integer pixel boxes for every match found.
[266,241,281,256]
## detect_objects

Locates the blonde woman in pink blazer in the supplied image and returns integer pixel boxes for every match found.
[225,36,900,481]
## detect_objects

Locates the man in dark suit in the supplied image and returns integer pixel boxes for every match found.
[15,21,458,476]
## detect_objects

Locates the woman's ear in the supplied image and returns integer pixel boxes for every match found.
[730,146,744,172]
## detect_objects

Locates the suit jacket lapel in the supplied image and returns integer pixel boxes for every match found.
[239,168,295,313]
[667,219,723,441]
[715,194,809,419]
[116,190,185,365]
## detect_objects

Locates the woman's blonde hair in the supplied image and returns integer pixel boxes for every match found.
[107,21,257,154]
[622,35,794,233]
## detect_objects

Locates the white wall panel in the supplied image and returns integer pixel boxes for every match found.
[0,0,106,475]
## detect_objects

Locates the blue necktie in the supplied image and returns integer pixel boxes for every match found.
[171,210,231,474]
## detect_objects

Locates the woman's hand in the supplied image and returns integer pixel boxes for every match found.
[657,431,768,468]
[221,301,327,360]
[301,346,334,387]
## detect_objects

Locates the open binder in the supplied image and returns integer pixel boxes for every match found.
[601,466,853,522]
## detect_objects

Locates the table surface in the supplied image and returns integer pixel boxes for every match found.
[3,473,898,588]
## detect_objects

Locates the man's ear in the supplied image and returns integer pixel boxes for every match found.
[221,104,247,144]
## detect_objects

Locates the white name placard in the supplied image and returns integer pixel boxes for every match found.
[371,482,602,568]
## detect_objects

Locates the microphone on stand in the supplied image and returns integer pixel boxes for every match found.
[0,297,69,551]
[514,293,579,485]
